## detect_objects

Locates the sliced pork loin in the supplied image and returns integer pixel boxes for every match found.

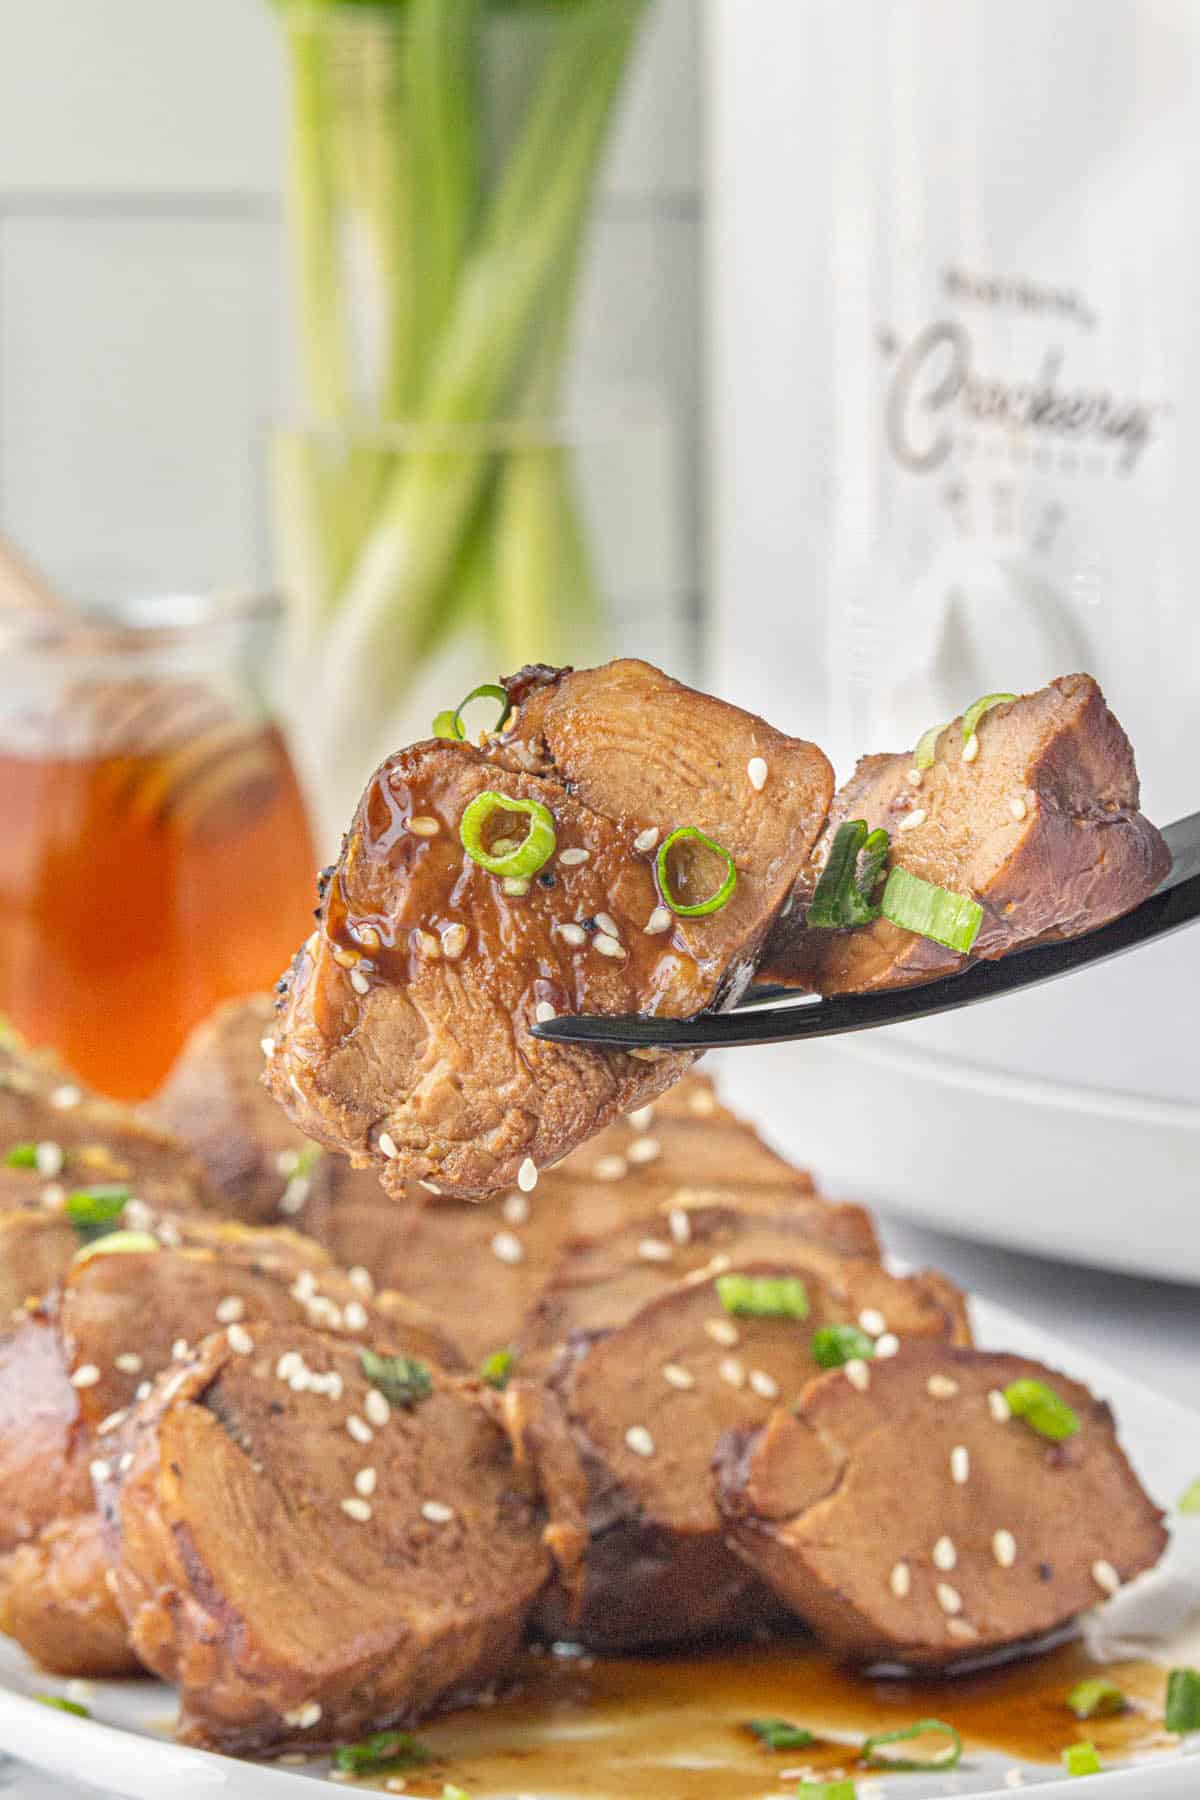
[535,1256,969,1651]
[714,1343,1167,1668]
[266,659,833,1197]
[95,1323,581,1754]
[0,1206,79,1320]
[763,674,1170,993]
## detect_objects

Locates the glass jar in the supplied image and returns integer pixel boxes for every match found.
[0,594,317,1100]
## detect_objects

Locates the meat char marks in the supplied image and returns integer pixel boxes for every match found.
[715,1344,1168,1667]
[266,660,832,1197]
[765,675,1170,994]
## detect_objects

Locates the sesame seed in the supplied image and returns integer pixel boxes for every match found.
[293,1270,318,1300]
[534,1001,557,1024]
[502,1192,529,1226]
[858,1308,886,1337]
[644,906,673,935]
[936,1582,963,1616]
[988,1388,1011,1423]
[950,1445,970,1485]
[135,1380,152,1401]
[341,1497,372,1522]
[992,1529,1017,1568]
[874,1333,900,1359]
[97,1408,129,1435]
[749,1369,780,1400]
[845,1359,871,1392]
[377,1132,398,1160]
[897,808,927,832]
[343,1300,368,1332]
[1092,1559,1120,1596]
[491,1231,524,1265]
[502,878,530,898]
[421,1500,455,1524]
[408,816,440,837]
[947,1618,980,1642]
[889,1561,911,1598]
[385,1781,408,1794]
[593,932,626,958]
[71,1364,100,1389]
[279,1177,309,1215]
[633,827,660,854]
[441,923,468,960]
[624,1426,655,1458]
[354,924,381,951]
[933,1536,957,1571]
[962,732,980,763]
[594,912,621,940]
[51,1085,82,1109]
[662,1363,695,1390]
[347,1266,374,1296]
[283,1702,322,1729]
[594,1154,628,1181]
[65,1679,93,1704]
[364,1389,391,1428]
[346,1415,373,1445]
[215,1296,246,1324]
[637,1238,673,1263]
[558,922,587,947]
[517,1157,538,1193]
[35,1142,63,1178]
[719,1357,747,1389]
[1004,1771,1026,1789]
[705,1318,740,1347]
[276,1351,301,1380]
[490,838,518,857]
[40,1183,64,1211]
[558,847,590,866]
[1010,796,1028,821]
[927,1374,959,1399]
[747,756,769,791]
[668,1208,692,1245]
[354,1467,377,1497]
[907,768,923,788]
[630,1141,664,1172]
[349,968,371,994]
[227,1324,254,1356]
[115,1352,142,1374]
[89,1459,112,1484]
[119,1451,134,1473]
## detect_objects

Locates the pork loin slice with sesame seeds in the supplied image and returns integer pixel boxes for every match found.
[762,674,1169,995]
[533,1255,969,1651]
[94,1323,576,1753]
[266,659,832,1199]
[713,1343,1167,1667]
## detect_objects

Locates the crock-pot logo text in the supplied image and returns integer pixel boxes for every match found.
[883,322,1156,475]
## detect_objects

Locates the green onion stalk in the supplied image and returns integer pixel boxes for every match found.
[271,0,651,842]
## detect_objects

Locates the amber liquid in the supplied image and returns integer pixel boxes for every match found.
[0,726,316,1099]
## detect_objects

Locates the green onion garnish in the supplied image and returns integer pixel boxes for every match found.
[744,1718,814,1750]
[914,722,947,770]
[1178,1478,1200,1515]
[433,709,461,741]
[442,1787,473,1800]
[334,1730,431,1773]
[861,1719,962,1772]
[716,1273,809,1320]
[479,1348,514,1390]
[1003,1378,1079,1441]
[433,684,513,744]
[881,867,983,954]
[1165,1667,1200,1733]
[811,1324,876,1369]
[962,691,1016,746]
[359,1349,432,1408]
[807,821,890,929]
[1062,1741,1101,1777]
[656,826,738,918]
[65,1185,130,1233]
[459,791,556,879]
[1067,1678,1127,1720]
[797,1783,856,1800]
[73,1229,161,1267]
[34,1694,90,1717]
[3,1143,37,1168]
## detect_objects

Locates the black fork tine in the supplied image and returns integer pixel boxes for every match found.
[532,812,1200,1052]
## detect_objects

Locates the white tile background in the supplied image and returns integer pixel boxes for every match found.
[0,0,702,666]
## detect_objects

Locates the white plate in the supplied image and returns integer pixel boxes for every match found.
[1,1295,1198,1800]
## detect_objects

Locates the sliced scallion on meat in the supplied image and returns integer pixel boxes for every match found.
[334,1729,431,1773]
[744,1717,814,1749]
[798,1783,856,1800]
[716,1273,809,1320]
[479,1348,514,1390]
[811,1324,876,1369]
[65,1185,130,1234]
[73,1229,160,1266]
[433,709,461,741]
[881,867,983,954]
[1067,1678,1128,1720]
[655,826,738,918]
[3,1143,37,1168]
[962,691,1016,746]
[1003,1378,1079,1441]
[433,683,513,743]
[914,721,947,769]
[1062,1741,1102,1777]
[1179,1478,1200,1515]
[34,1695,90,1717]
[360,1349,432,1408]
[861,1718,962,1771]
[808,821,890,928]
[1165,1667,1200,1734]
[460,792,556,879]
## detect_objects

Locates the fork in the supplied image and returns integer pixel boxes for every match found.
[533,810,1200,1051]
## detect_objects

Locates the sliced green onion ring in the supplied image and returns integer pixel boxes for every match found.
[1067,1678,1127,1720]
[914,721,947,769]
[432,709,461,741]
[460,792,556,879]
[3,1143,37,1169]
[1178,1477,1200,1515]
[808,820,890,929]
[1003,1377,1079,1441]
[861,1718,963,1772]
[811,1323,876,1369]
[480,1348,514,1390]
[744,1718,814,1750]
[360,1349,432,1408]
[962,691,1016,746]
[1063,1741,1102,1777]
[656,826,737,918]
[432,683,513,744]
[65,1185,130,1232]
[716,1273,809,1320]
[1165,1667,1200,1733]
[334,1730,430,1773]
[35,1694,90,1717]
[881,867,983,954]
[73,1229,161,1267]
[800,1785,856,1800]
